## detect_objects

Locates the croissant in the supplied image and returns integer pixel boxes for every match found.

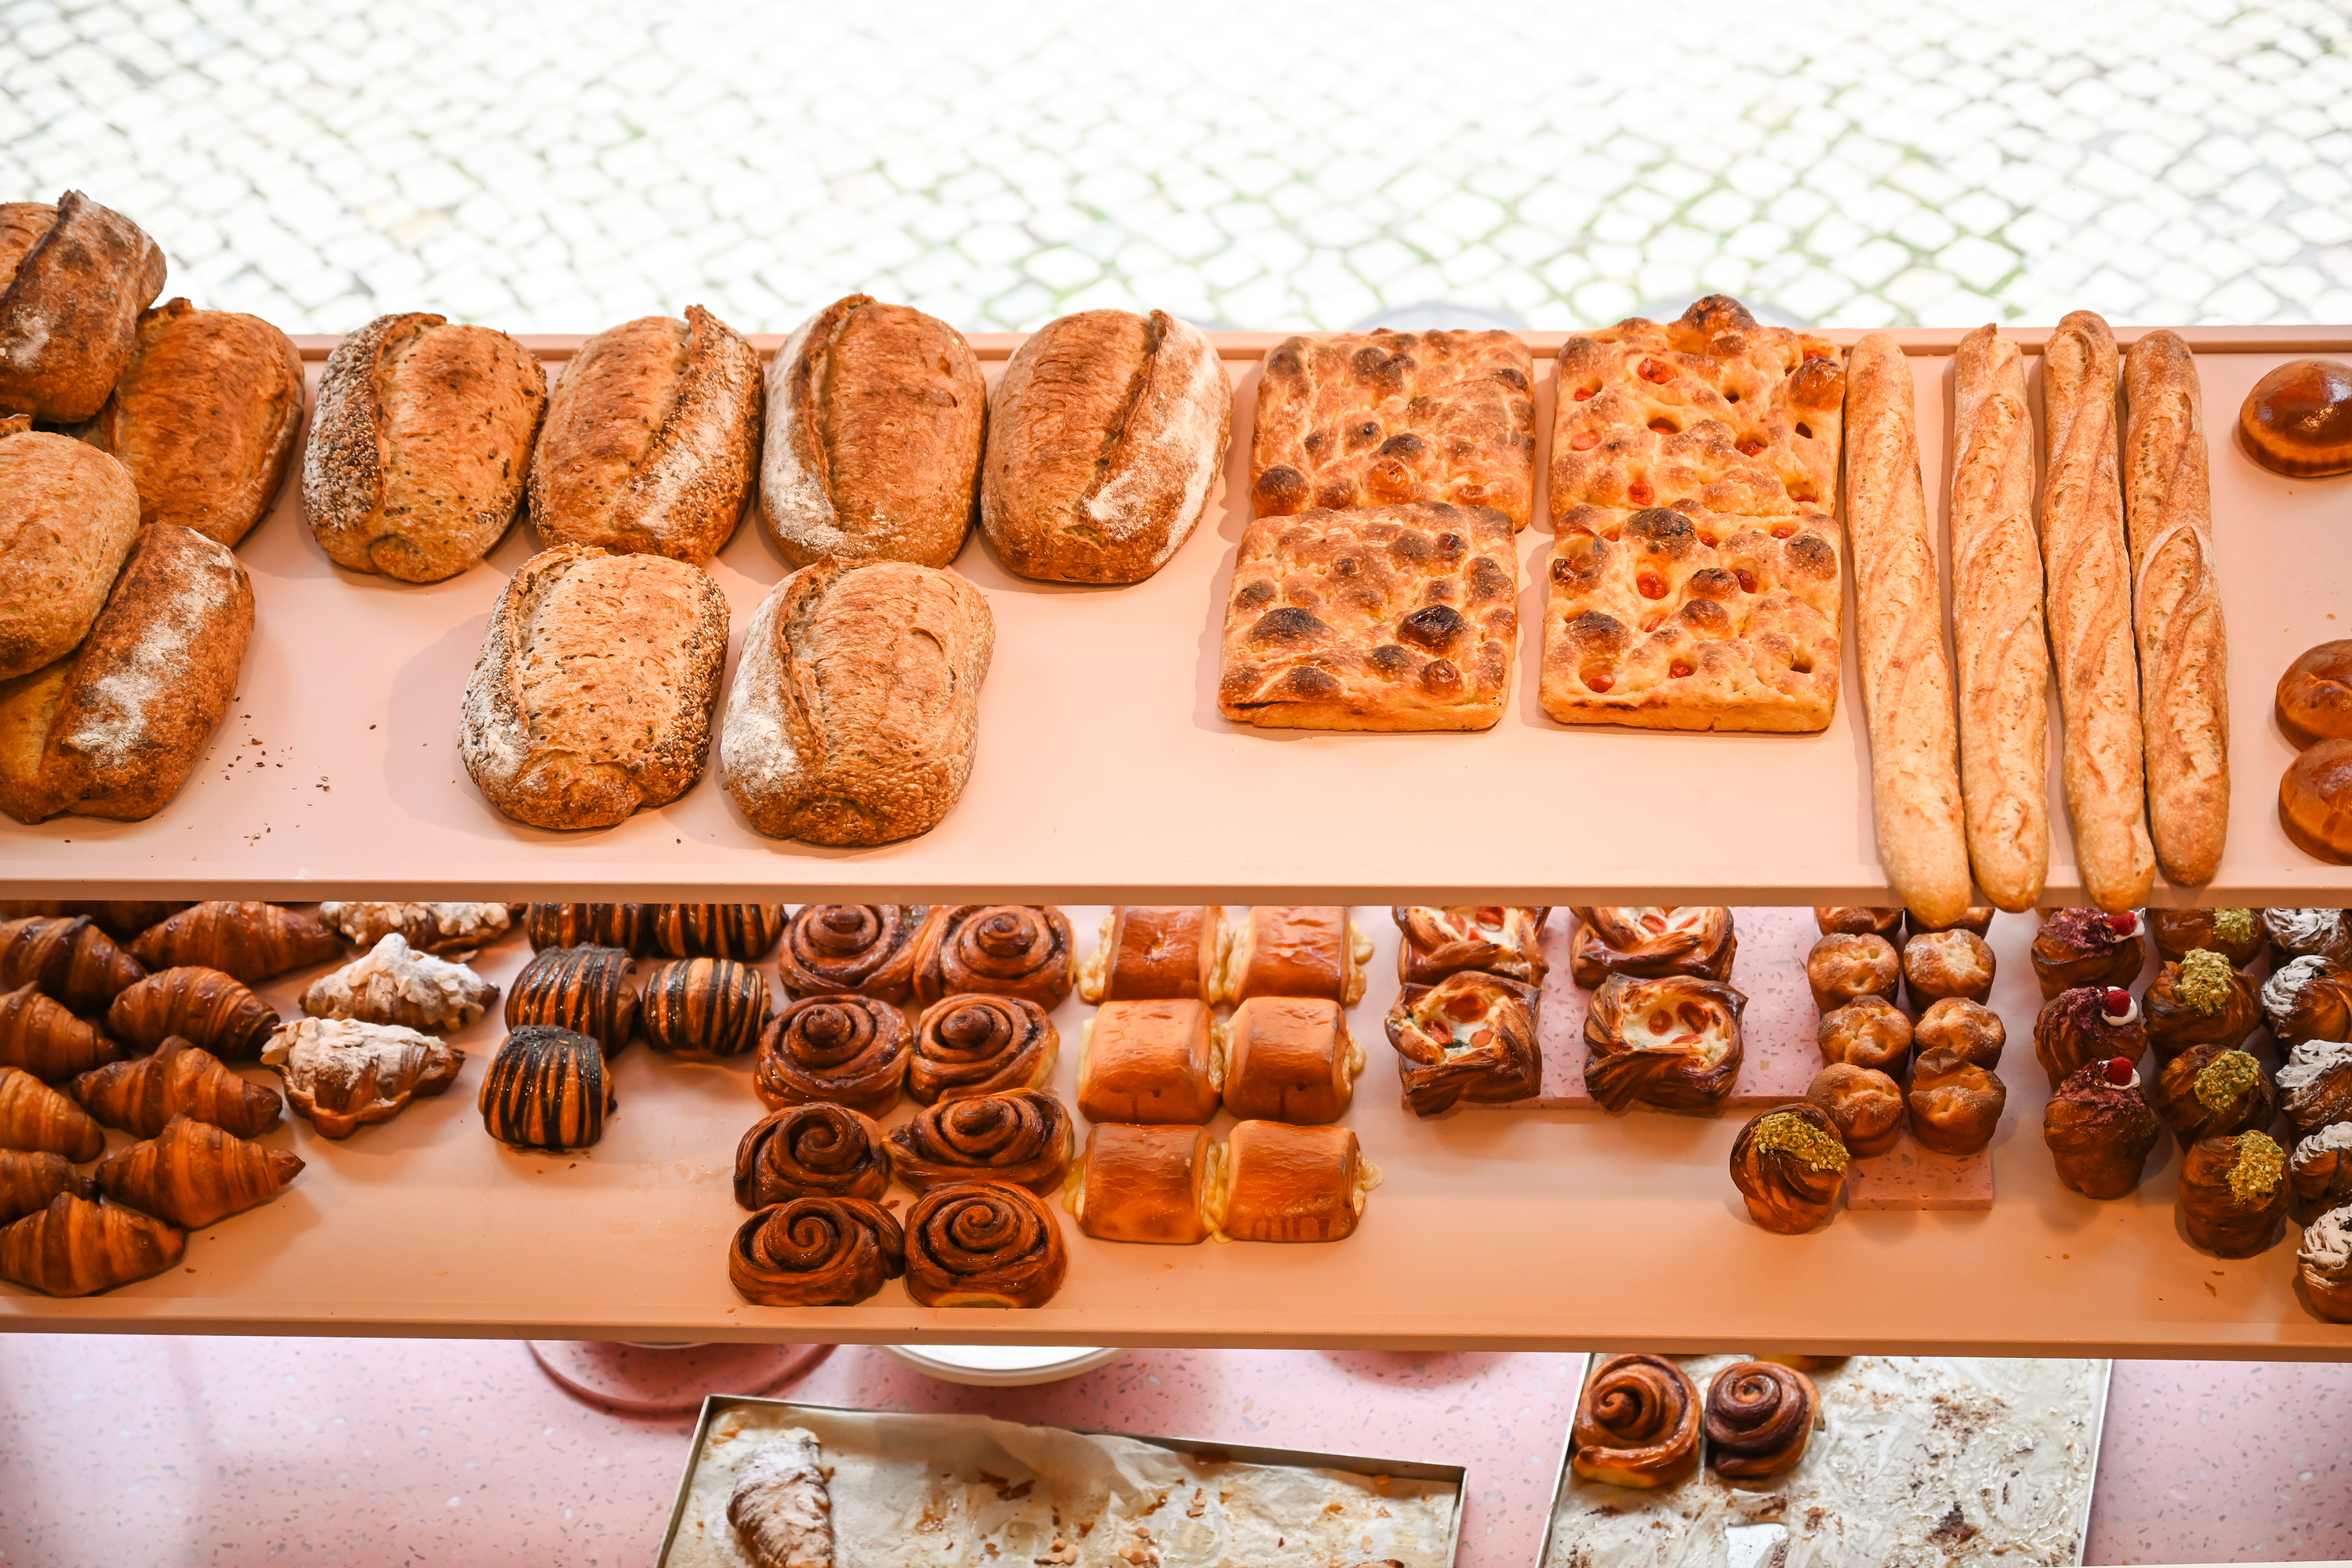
[2179,1131,2288,1258]
[2263,908,2352,967]
[734,1102,891,1207]
[1704,1360,1819,1479]
[775,904,938,1000]
[909,994,1058,1105]
[504,945,637,1055]
[2260,956,2352,1051]
[0,1065,105,1160]
[0,915,145,1013]
[522,902,653,954]
[1815,996,1911,1074]
[2279,1040,2352,1140]
[2292,1124,2352,1221]
[1900,928,1996,1009]
[1568,906,1735,989]
[478,1025,612,1150]
[0,982,123,1080]
[650,904,785,961]
[728,1429,836,1568]
[1906,1047,2006,1155]
[0,899,190,941]
[728,1196,904,1307]
[1391,905,1548,985]
[1813,906,1903,941]
[1570,1353,1700,1488]
[901,1180,1069,1308]
[2144,950,2261,1062]
[106,966,278,1062]
[885,1089,1073,1195]
[1912,997,2006,1069]
[2031,908,2146,998]
[301,935,497,1032]
[1730,1104,1849,1233]
[316,900,513,956]
[1582,974,1744,1116]
[1385,970,1541,1116]
[913,905,1076,1007]
[0,1147,92,1225]
[2151,907,2263,967]
[1806,1063,1904,1158]
[1804,933,1900,1012]
[129,902,339,984]
[71,1035,281,1139]
[262,1018,463,1138]
[0,1192,183,1297]
[94,1114,303,1229]
[753,996,910,1116]
[2044,1058,2161,1199]
[2035,986,2147,1084]
[2301,1204,2352,1323]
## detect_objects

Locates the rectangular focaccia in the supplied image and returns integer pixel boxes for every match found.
[1250,329,1537,528]
[1540,296,1848,732]
[1218,503,1517,731]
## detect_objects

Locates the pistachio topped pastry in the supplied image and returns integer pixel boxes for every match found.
[2179,1130,2288,1258]
[1730,1103,1849,1233]
[2154,1042,2277,1148]
[2150,907,2263,967]
[2143,949,2260,1061]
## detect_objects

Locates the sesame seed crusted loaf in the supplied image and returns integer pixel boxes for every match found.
[0,191,167,423]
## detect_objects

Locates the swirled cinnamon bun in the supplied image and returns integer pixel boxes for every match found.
[2279,1040,2352,1139]
[2179,1131,2288,1258]
[1076,1000,1221,1125]
[2144,949,2260,1060]
[1567,907,1735,989]
[1913,997,2006,1069]
[1900,928,1995,1009]
[1803,934,1899,1013]
[734,1102,891,1207]
[753,995,910,1116]
[1394,905,1550,985]
[886,1088,1073,1195]
[2044,1058,2161,1199]
[1073,906,1223,1002]
[1209,1120,1378,1243]
[775,904,938,1001]
[2261,955,2352,1051]
[2263,908,2352,967]
[2299,1203,2352,1323]
[1814,906,1903,941]
[1907,1047,2005,1155]
[1210,906,1371,1006]
[914,905,1076,1007]
[1570,1354,1700,1489]
[2292,1123,2352,1220]
[2150,908,2263,968]
[1583,975,1744,1116]
[2155,1044,2277,1148]
[1730,1104,1849,1233]
[1065,1123,1216,1245]
[1906,906,1994,938]
[2035,986,2147,1084]
[728,1196,904,1306]
[1815,996,1911,1074]
[1805,1063,1904,1158]
[902,1180,1069,1307]
[1704,1360,1820,1479]
[909,994,1058,1105]
[2031,908,2146,999]
[1385,970,1541,1116]
[1222,996,1361,1124]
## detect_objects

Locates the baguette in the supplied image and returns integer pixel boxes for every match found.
[0,191,167,422]
[1840,334,1970,927]
[2040,311,2154,910]
[2122,329,2229,885]
[1947,325,2050,910]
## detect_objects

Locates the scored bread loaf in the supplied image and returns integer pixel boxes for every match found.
[528,305,762,562]
[0,523,253,824]
[459,544,729,829]
[303,312,548,583]
[980,308,1231,583]
[1947,325,2049,912]
[0,416,140,682]
[0,191,167,422]
[758,294,985,568]
[721,557,994,846]
[2042,310,2155,910]
[1841,334,1969,927]
[87,297,305,547]
[2122,329,2229,887]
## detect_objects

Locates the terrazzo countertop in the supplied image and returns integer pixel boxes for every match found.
[0,1338,2346,1566]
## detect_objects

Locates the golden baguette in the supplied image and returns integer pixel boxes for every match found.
[2040,310,2155,910]
[1948,325,2050,911]
[2122,330,2229,885]
[1842,334,1970,927]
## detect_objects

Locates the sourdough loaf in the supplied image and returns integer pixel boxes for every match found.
[0,416,140,681]
[0,191,167,422]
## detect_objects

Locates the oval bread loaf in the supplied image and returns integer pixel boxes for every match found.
[528,305,761,562]
[459,544,729,829]
[0,191,167,423]
[722,557,994,846]
[303,312,547,583]
[0,418,141,682]
[758,294,985,569]
[981,308,1231,583]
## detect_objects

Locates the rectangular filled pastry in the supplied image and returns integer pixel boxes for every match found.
[1209,1120,1380,1243]
[1074,906,1224,1004]
[1540,296,1848,732]
[1076,999,1223,1124]
[1212,907,1370,1006]
[1065,1122,1217,1245]
[1220,996,1362,1124]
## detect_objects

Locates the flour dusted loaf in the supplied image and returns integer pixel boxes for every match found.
[0,523,252,824]
[528,305,760,562]
[0,191,167,422]
[303,311,547,582]
[981,307,1230,583]
[0,416,140,682]
[759,293,985,568]
[87,297,304,547]
[722,557,994,846]
[460,543,729,829]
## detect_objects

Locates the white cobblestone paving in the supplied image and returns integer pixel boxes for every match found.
[3,0,2349,332]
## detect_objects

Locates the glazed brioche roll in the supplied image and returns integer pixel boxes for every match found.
[2179,1131,2288,1258]
[1730,1104,1849,1233]
[1900,928,1995,1009]
[1075,906,1224,1002]
[1571,1354,1700,1489]
[909,994,1058,1105]
[1806,1063,1904,1159]
[1065,1123,1218,1245]
[1704,1360,1820,1479]
[728,1196,905,1307]
[1211,906,1370,1006]
[775,904,937,1001]
[886,1088,1073,1196]
[902,1181,1069,1307]
[1385,970,1542,1117]
[1581,974,1745,1116]
[2044,1058,2161,1200]
[1076,999,1223,1125]
[734,1102,892,1208]
[1207,1120,1379,1243]
[1816,996,1911,1074]
[753,995,911,1116]
[1393,905,1551,985]
[914,905,1075,1007]
[1220,996,1361,1124]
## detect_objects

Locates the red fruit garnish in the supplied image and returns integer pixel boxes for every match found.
[1735,568,1757,593]
[2103,1057,2134,1085]
[2106,911,2139,937]
[2102,987,2132,1015]
[1638,571,1668,600]
[1587,672,1614,692]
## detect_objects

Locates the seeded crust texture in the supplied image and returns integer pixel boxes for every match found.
[0,418,141,683]
[0,191,167,423]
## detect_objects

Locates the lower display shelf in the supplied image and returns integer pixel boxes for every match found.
[5,906,2345,1358]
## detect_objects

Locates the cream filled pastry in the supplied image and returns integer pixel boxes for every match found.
[2262,955,2352,1050]
[2279,1039,2352,1138]
[2300,1203,2352,1323]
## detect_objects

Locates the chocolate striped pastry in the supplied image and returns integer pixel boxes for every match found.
[728,1196,904,1307]
[885,1089,1073,1196]
[1704,1360,1819,1479]
[909,994,1057,1105]
[477,1025,611,1151]
[1571,1354,1700,1489]
[2044,1057,2160,1199]
[913,905,1074,1007]
[734,1102,891,1207]
[1730,1104,1849,1233]
[504,946,637,1056]
[637,957,768,1058]
[902,1181,1068,1308]
[2179,1131,2288,1258]
[1583,974,1744,1116]
[524,902,653,955]
[775,904,937,1001]
[1392,905,1549,985]
[1570,906,1734,989]
[1385,970,1541,1116]
[754,995,910,1116]
[650,904,784,961]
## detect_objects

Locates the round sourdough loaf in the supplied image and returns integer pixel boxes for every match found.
[0,191,167,423]
[0,417,141,682]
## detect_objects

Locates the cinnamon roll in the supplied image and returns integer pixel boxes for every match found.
[913,905,1075,1007]
[1730,1104,1849,1233]
[909,994,1057,1105]
[2031,908,2146,999]
[753,995,910,1116]
[524,902,652,954]
[1803,933,1900,1013]
[775,904,938,1001]
[1570,1354,1701,1489]
[2261,955,2352,1051]
[1211,906,1371,1006]
[1222,996,1360,1124]
[728,1196,905,1306]
[2150,907,2263,968]
[2144,949,2260,1060]
[1077,999,1222,1125]
[2279,1040,2352,1139]
[1567,906,1735,989]
[1806,1063,1905,1158]
[2263,908,2352,968]
[902,1180,1069,1307]
[1074,906,1223,1002]
[1704,1360,1820,1479]
[2035,986,2147,1084]
[2299,1203,2352,1323]
[1385,970,1541,1116]
[1583,974,1744,1116]
[1913,997,2006,1069]
[1815,996,1911,1074]
[734,1102,891,1207]
[1814,906,1904,941]
[1900,928,1996,1009]
[2292,1123,2352,1220]
[2179,1131,2288,1258]
[1907,1047,2005,1155]
[1394,905,1550,985]
[2044,1057,2161,1199]
[1065,1123,1216,1245]
[1906,906,1994,938]
[886,1088,1073,1195]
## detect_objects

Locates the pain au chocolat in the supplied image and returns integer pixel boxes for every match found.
[1076,906,1224,1004]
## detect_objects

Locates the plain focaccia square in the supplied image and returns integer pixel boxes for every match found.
[1077,999,1223,1124]
[1210,1120,1380,1243]
[1221,996,1363,1124]
[1212,906,1371,1005]
[1219,503,1517,731]
[1250,329,1537,528]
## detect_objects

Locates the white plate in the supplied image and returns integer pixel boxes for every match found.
[883,1343,1126,1386]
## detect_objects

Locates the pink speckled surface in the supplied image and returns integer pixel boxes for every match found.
[0,1337,2346,1566]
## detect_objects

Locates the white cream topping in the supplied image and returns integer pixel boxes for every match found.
[2302,1205,2352,1276]
[2265,909,2346,955]
[2280,1040,2352,1094]
[2101,996,2140,1025]
[2263,955,2331,1025]
[2299,1122,2352,1157]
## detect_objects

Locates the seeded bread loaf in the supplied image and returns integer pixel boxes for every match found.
[0,416,141,682]
[0,191,167,422]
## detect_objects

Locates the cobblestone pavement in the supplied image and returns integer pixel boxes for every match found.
[3,0,2350,335]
